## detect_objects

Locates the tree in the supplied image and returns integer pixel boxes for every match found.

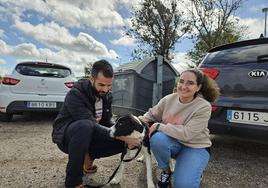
[127,0,190,60]
[186,0,247,65]
[188,21,247,65]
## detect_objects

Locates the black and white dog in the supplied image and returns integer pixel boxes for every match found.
[109,114,155,188]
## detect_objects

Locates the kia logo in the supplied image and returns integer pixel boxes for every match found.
[248,70,268,77]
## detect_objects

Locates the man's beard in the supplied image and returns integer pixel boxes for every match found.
[98,91,106,97]
[92,82,107,97]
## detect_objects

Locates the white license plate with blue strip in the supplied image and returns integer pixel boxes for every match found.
[227,110,268,126]
[27,102,57,108]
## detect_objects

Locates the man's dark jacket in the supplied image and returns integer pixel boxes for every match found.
[52,79,113,145]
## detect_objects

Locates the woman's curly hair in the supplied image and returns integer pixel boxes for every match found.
[180,68,220,102]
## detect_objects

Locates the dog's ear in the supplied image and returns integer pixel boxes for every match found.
[112,114,136,136]
[114,115,121,122]
[138,118,150,128]
[133,122,143,133]
[130,114,144,133]
[112,114,145,136]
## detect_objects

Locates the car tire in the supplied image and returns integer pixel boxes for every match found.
[0,112,13,122]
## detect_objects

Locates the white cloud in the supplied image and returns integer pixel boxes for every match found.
[0,40,109,77]
[14,19,75,49]
[111,35,136,46]
[124,18,133,28]
[172,52,195,73]
[120,0,143,10]
[74,33,118,58]
[56,0,125,30]
[2,0,126,31]
[14,19,118,59]
[0,0,48,21]
[239,18,264,39]
[0,40,12,55]
[13,43,41,57]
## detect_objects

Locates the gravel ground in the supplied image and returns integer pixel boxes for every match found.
[1,112,268,188]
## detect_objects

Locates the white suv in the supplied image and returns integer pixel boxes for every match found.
[0,61,77,122]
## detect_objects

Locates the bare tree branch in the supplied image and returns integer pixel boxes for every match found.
[126,0,190,60]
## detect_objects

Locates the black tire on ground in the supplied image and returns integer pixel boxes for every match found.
[0,112,13,122]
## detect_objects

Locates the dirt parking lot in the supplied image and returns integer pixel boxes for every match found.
[1,112,268,188]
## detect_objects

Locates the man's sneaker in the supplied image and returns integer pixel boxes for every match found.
[157,170,172,188]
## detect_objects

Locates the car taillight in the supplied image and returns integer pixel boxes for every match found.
[1,77,20,85]
[199,68,219,79]
[211,106,219,112]
[65,82,74,88]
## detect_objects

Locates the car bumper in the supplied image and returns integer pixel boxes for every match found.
[6,101,63,113]
[0,92,65,113]
[208,119,268,141]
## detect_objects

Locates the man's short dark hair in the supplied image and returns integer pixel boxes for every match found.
[91,59,113,78]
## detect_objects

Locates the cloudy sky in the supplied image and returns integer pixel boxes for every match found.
[0,0,267,77]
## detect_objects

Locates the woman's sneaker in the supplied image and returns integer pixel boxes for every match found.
[157,170,172,188]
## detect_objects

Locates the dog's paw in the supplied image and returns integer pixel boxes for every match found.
[110,178,120,185]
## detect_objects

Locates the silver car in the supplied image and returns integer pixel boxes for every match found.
[0,61,77,122]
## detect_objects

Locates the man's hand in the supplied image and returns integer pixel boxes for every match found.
[116,136,141,149]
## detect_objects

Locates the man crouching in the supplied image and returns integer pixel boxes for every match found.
[52,59,140,188]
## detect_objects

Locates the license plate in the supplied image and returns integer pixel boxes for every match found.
[227,110,268,126]
[27,102,57,108]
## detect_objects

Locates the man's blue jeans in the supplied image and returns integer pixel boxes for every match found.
[150,132,210,188]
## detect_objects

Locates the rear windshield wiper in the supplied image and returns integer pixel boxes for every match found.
[227,61,255,65]
[227,59,268,65]
[257,55,268,63]
[41,73,58,77]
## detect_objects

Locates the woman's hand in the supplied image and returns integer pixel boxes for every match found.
[149,123,160,138]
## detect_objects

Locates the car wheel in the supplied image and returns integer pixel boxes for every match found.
[0,112,13,122]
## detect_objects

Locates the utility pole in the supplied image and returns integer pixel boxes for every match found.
[263,7,268,37]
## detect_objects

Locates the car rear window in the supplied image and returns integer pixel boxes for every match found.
[203,43,268,65]
[15,64,72,78]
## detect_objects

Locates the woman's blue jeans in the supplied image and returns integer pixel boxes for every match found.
[150,132,210,188]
